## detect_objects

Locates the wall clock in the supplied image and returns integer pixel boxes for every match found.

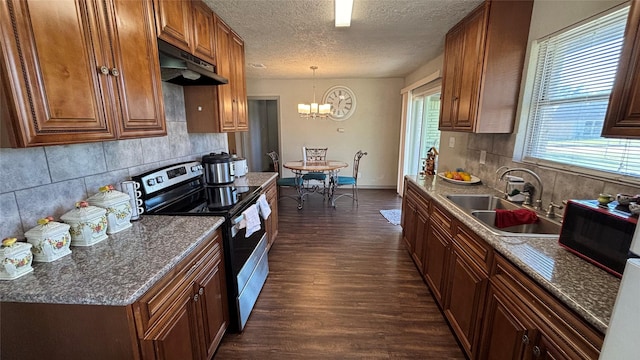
[322,85,357,121]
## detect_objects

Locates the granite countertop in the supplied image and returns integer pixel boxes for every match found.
[0,172,278,306]
[0,216,225,306]
[405,175,620,334]
[235,172,278,188]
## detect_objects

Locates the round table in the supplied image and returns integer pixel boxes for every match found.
[282,160,349,208]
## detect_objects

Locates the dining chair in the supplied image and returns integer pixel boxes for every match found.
[266,151,304,205]
[302,147,328,191]
[333,150,368,206]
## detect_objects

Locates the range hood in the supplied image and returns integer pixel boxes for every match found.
[158,39,228,86]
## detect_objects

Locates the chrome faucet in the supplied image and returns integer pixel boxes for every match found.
[494,166,510,195]
[499,168,544,211]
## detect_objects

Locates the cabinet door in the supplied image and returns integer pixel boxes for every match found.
[264,180,279,249]
[413,207,429,273]
[230,32,248,131]
[0,0,116,147]
[154,0,191,52]
[455,3,487,131]
[402,198,417,253]
[440,22,464,131]
[479,284,537,360]
[192,0,216,65]
[142,288,200,360]
[215,17,235,131]
[602,0,640,138]
[195,248,228,360]
[444,243,488,358]
[109,0,166,138]
[424,224,450,307]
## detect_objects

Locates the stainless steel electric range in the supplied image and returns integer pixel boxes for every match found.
[132,161,269,332]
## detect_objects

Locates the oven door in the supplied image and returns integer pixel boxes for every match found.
[229,208,268,331]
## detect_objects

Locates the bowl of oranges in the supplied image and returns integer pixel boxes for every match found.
[437,169,481,185]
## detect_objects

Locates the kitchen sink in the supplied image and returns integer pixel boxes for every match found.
[471,210,561,238]
[445,194,521,211]
[444,194,561,238]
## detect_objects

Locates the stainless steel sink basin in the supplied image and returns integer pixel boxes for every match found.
[471,210,561,238]
[444,194,561,238]
[446,194,521,211]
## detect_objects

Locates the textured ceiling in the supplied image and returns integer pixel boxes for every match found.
[203,0,483,79]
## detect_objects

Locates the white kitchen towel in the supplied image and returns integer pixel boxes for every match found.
[243,204,261,238]
[257,194,271,220]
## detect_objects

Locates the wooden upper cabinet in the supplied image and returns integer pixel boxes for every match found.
[154,0,192,52]
[0,0,165,147]
[230,31,248,131]
[214,17,235,132]
[154,0,216,64]
[109,0,166,139]
[192,0,216,64]
[0,0,116,147]
[602,0,640,138]
[439,0,533,133]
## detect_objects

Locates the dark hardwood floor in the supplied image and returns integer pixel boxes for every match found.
[214,189,465,359]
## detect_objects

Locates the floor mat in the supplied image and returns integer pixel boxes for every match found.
[380,209,401,225]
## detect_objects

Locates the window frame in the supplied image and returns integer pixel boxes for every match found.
[513,2,639,186]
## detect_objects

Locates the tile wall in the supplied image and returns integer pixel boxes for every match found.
[0,83,228,238]
[464,133,640,212]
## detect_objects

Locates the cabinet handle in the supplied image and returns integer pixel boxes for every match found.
[199,287,204,295]
[533,346,541,357]
[522,334,529,345]
[110,68,120,77]
[99,66,109,75]
[194,294,199,302]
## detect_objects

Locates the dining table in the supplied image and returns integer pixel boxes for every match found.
[282,160,349,209]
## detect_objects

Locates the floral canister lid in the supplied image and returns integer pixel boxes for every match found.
[0,237,32,257]
[87,185,131,208]
[24,217,71,238]
[61,201,107,222]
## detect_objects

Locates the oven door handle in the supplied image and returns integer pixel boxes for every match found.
[231,203,262,238]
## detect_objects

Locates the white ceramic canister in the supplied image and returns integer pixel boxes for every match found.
[61,201,108,246]
[0,238,34,280]
[24,217,72,262]
[87,185,132,234]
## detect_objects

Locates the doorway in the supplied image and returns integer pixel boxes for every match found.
[405,88,441,176]
[231,97,279,172]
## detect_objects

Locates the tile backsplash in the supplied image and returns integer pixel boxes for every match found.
[464,133,640,212]
[0,82,227,238]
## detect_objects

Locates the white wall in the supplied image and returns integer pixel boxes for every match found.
[247,78,404,188]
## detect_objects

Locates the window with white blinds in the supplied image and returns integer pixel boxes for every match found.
[523,5,640,179]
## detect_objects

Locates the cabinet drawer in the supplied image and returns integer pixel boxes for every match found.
[431,204,453,236]
[491,255,603,359]
[134,232,221,337]
[406,182,430,210]
[453,223,492,273]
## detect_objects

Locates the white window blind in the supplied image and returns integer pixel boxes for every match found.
[524,5,640,179]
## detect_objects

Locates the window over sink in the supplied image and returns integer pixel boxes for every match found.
[517,4,640,181]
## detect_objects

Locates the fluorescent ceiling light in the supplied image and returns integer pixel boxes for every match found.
[335,0,353,27]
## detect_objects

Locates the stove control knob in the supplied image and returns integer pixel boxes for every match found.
[191,166,197,172]
[147,178,156,186]
[155,176,164,184]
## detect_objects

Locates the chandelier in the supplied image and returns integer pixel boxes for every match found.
[298,66,330,119]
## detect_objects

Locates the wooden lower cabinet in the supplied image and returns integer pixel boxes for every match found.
[401,181,430,273]
[140,286,201,360]
[487,255,603,360]
[478,283,538,360]
[444,241,488,357]
[263,178,279,250]
[423,205,453,307]
[401,178,604,360]
[0,230,227,360]
[135,229,228,360]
